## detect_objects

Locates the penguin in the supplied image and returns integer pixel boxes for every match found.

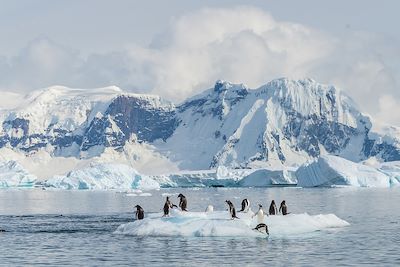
[163,196,177,217]
[252,204,265,224]
[134,205,144,220]
[279,200,289,215]
[177,193,188,211]
[238,198,250,213]
[269,200,278,215]
[205,205,214,213]
[225,200,239,219]
[253,223,269,235]
[0,229,5,232]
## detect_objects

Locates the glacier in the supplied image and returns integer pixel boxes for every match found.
[0,160,37,188]
[114,209,350,238]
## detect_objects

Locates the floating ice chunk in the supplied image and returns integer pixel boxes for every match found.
[0,161,37,188]
[114,210,349,238]
[238,168,297,187]
[45,163,160,190]
[296,155,391,187]
[377,161,400,186]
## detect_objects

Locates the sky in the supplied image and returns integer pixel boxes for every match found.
[0,0,399,126]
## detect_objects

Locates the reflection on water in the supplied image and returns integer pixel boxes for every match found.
[0,187,399,266]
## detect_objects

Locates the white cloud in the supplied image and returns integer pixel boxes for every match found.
[375,95,400,127]
[0,6,399,125]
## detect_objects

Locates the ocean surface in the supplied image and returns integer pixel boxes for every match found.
[0,187,399,266]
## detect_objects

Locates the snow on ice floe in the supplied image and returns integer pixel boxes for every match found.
[296,155,394,187]
[114,210,349,238]
[44,163,160,190]
[0,160,37,188]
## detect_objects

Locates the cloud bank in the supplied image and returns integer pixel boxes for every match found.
[0,6,399,125]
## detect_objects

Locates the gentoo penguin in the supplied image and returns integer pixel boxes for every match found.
[163,197,177,217]
[269,200,278,215]
[253,223,269,235]
[177,193,188,211]
[279,200,289,215]
[238,198,250,213]
[134,205,144,220]
[225,200,239,219]
[252,204,265,224]
[205,205,214,213]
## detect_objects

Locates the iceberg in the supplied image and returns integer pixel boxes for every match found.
[150,167,297,188]
[0,160,37,188]
[151,168,254,188]
[44,163,160,190]
[376,161,400,186]
[114,209,349,238]
[296,155,391,187]
[238,168,297,187]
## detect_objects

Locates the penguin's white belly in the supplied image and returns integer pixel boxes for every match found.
[205,205,214,213]
[257,211,264,224]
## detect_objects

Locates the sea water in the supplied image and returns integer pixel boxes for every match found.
[0,187,399,266]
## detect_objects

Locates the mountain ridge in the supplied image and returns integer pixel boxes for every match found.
[0,78,399,176]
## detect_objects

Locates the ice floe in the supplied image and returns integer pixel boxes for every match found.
[114,209,349,238]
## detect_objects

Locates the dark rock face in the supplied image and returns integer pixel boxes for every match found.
[282,111,359,158]
[81,95,178,150]
[107,96,177,143]
[178,81,248,120]
[0,95,178,153]
[363,139,400,161]
[1,117,83,152]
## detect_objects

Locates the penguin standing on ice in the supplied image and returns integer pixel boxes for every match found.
[163,197,177,217]
[269,200,278,215]
[279,200,289,215]
[238,198,250,213]
[134,205,144,220]
[177,193,188,211]
[252,204,266,224]
[225,200,239,219]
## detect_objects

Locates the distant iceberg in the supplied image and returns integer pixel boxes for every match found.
[0,160,37,188]
[114,209,349,238]
[44,163,160,190]
[2,154,400,190]
[295,155,393,187]
[238,168,297,187]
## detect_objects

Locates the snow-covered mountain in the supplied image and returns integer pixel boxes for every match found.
[0,78,399,178]
[159,78,400,169]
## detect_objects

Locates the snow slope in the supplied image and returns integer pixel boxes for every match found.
[115,209,349,237]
